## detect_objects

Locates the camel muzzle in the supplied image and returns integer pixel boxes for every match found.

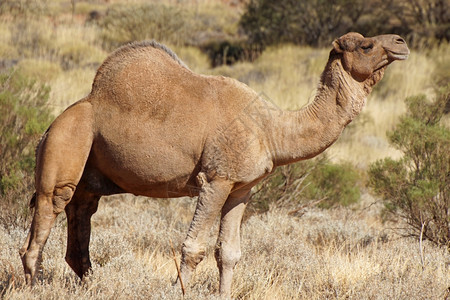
[375,34,410,61]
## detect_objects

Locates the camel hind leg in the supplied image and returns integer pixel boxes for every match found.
[19,101,94,284]
[65,184,100,278]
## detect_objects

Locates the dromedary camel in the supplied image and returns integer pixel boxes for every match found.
[20,32,409,297]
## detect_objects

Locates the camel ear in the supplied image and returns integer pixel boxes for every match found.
[332,39,344,53]
[333,33,362,53]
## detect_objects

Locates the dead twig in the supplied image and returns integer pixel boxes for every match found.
[169,240,185,297]
[288,197,326,217]
[443,286,450,300]
[419,221,425,270]
[357,199,383,216]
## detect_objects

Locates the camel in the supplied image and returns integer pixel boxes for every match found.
[19,32,409,298]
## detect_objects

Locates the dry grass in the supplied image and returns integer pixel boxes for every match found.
[1,195,448,299]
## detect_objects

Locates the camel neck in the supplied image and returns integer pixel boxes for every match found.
[267,55,375,166]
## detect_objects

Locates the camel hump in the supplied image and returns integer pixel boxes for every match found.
[90,40,192,99]
[35,100,94,195]
[130,40,188,69]
[107,40,188,69]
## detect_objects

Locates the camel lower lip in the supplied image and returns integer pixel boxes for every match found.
[388,53,409,60]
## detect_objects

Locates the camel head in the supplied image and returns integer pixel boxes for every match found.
[332,32,410,82]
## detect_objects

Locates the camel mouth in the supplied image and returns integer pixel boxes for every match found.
[374,49,408,72]
[378,34,410,61]
[387,50,410,61]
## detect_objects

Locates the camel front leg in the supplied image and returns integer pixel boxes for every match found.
[215,190,250,298]
[179,172,233,289]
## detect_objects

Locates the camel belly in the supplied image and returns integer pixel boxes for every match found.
[89,113,205,197]
[90,137,201,197]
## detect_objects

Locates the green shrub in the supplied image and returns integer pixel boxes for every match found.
[250,159,315,213]
[0,70,53,226]
[369,85,450,247]
[250,156,361,213]
[303,161,361,208]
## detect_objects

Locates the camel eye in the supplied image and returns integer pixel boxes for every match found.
[361,44,373,53]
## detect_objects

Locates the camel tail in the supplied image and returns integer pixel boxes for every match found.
[29,126,50,209]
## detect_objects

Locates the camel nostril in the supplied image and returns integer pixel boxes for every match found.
[396,37,405,44]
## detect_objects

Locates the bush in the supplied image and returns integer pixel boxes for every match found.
[0,70,53,226]
[369,85,450,247]
[250,156,361,213]
[98,3,197,50]
[304,161,361,208]
[200,39,262,67]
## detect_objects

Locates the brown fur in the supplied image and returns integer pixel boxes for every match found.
[20,32,409,298]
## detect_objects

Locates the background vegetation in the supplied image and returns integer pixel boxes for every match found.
[369,86,449,247]
[0,70,52,227]
[0,0,448,299]
[240,0,449,48]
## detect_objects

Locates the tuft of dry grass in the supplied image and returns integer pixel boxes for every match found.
[15,59,62,83]
[48,68,96,112]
